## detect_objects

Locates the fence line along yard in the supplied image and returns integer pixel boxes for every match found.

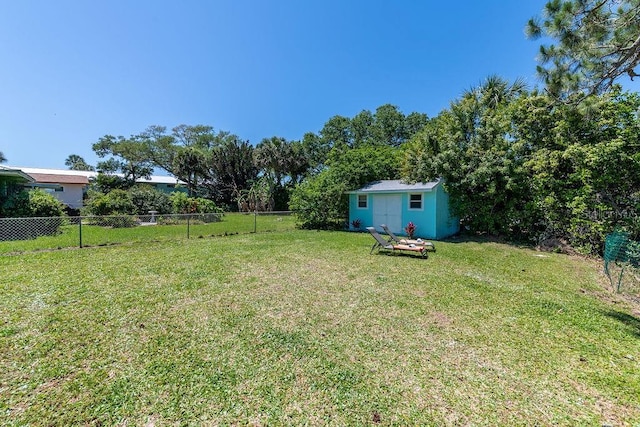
[0,211,296,254]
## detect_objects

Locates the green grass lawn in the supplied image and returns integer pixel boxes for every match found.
[1,231,638,426]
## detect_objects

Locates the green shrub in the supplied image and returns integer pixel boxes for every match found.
[289,173,347,229]
[129,185,171,215]
[83,189,135,216]
[170,192,195,214]
[627,240,640,268]
[1,190,31,218]
[169,192,223,215]
[29,190,66,217]
[1,189,65,218]
[0,189,66,240]
[193,198,223,214]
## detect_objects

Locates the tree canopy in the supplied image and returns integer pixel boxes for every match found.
[93,135,154,185]
[402,76,640,253]
[403,76,532,237]
[527,0,640,98]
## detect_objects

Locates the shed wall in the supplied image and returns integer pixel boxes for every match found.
[401,191,437,239]
[348,194,373,230]
[435,185,459,238]
[348,183,459,240]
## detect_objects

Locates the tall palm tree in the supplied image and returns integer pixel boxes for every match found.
[173,146,207,196]
[254,136,291,187]
[463,75,527,109]
[64,154,95,171]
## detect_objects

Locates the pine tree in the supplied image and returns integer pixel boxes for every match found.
[527,0,640,99]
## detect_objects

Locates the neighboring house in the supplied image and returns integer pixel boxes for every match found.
[135,175,186,193]
[0,165,35,200]
[8,167,186,209]
[23,171,89,209]
[347,179,459,240]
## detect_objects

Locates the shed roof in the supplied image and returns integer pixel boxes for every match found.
[348,179,440,194]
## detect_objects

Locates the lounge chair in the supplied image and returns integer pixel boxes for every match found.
[366,227,427,258]
[380,224,435,251]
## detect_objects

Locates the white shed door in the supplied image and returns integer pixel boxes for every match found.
[372,194,402,234]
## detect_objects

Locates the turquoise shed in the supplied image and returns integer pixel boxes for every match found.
[347,179,459,240]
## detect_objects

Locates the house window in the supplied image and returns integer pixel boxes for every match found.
[357,194,368,209]
[54,187,64,192]
[409,193,422,210]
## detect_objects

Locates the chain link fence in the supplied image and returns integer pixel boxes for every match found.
[0,211,295,254]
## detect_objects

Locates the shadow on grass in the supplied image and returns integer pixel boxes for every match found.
[442,232,535,249]
[603,309,640,338]
[370,251,429,260]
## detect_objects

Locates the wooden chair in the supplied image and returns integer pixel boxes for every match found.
[366,227,427,258]
[380,224,435,251]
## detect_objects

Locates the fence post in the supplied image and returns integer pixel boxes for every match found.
[78,216,83,248]
[187,214,190,239]
[254,210,257,233]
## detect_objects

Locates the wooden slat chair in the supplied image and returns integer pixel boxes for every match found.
[366,227,427,258]
[380,224,436,252]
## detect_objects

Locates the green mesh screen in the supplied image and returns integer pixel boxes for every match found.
[604,232,639,292]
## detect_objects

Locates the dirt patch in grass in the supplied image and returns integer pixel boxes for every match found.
[429,311,453,328]
[537,237,579,255]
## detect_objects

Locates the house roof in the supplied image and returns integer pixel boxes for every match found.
[10,167,184,185]
[134,175,183,185]
[0,165,35,182]
[348,179,441,194]
[27,173,89,185]
[15,167,96,178]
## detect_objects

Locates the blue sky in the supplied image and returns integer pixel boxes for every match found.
[0,0,611,170]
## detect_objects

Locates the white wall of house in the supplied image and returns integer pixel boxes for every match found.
[27,183,85,209]
[49,184,84,209]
